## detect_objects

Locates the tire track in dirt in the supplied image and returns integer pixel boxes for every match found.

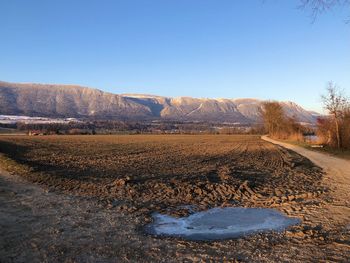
[262,136,350,250]
[0,135,349,261]
[261,136,350,208]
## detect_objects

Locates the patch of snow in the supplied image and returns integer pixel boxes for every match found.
[145,207,300,241]
[0,115,80,124]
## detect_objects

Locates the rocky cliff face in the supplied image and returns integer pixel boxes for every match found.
[0,81,318,123]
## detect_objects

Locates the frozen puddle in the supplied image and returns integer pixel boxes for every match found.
[145,207,300,241]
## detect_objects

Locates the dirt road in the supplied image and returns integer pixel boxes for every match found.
[262,136,350,228]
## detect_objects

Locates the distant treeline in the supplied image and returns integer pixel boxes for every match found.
[0,120,264,135]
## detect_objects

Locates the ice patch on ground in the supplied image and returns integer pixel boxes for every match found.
[145,207,300,241]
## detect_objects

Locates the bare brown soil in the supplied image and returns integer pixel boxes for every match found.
[0,135,349,262]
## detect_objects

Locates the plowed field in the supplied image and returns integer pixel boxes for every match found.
[0,135,349,262]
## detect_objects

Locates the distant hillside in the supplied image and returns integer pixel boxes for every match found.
[0,81,319,124]
[0,81,151,120]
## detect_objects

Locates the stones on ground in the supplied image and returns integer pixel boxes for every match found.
[112,177,130,187]
[218,166,231,181]
[194,187,202,195]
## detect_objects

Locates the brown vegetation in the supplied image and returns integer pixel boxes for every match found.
[261,101,304,140]
[317,83,350,149]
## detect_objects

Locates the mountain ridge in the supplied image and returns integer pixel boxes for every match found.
[0,81,320,124]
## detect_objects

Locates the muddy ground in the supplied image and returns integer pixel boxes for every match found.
[0,135,349,262]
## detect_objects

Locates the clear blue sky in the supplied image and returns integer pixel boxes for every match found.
[1,0,349,112]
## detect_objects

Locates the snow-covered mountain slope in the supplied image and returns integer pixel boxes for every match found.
[0,81,319,124]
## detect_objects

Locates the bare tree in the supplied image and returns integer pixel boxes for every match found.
[321,82,348,148]
[300,0,350,20]
[261,101,285,136]
[261,101,305,140]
